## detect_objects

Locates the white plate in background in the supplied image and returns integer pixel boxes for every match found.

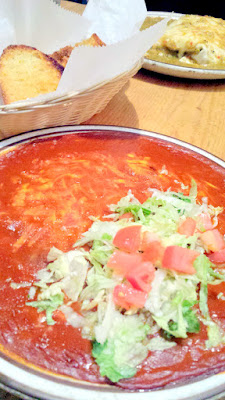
[143,11,225,79]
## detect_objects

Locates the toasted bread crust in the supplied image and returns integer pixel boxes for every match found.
[76,33,105,48]
[50,45,73,68]
[50,34,105,68]
[0,45,64,104]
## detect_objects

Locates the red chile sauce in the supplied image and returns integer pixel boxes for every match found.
[0,130,225,390]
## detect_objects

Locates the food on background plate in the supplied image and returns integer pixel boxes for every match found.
[142,14,225,69]
[0,45,63,104]
[0,34,105,105]
[0,132,225,390]
[51,33,105,68]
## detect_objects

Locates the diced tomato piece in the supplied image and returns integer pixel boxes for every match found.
[107,250,142,276]
[142,241,165,264]
[113,225,141,253]
[197,213,213,232]
[208,249,225,264]
[108,250,155,292]
[139,231,160,251]
[162,246,200,274]
[140,231,164,264]
[200,229,225,252]
[178,217,196,236]
[118,212,134,221]
[126,261,155,292]
[52,309,66,323]
[113,284,147,310]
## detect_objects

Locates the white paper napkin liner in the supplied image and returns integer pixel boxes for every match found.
[57,18,168,94]
[0,18,16,52]
[0,18,168,107]
[0,0,168,107]
[0,0,90,55]
[83,0,147,45]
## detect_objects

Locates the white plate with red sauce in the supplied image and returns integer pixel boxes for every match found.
[0,125,225,400]
[143,12,225,80]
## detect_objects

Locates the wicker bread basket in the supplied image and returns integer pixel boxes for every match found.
[0,59,142,139]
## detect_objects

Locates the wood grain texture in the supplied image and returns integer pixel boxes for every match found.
[61,1,225,161]
[88,71,225,160]
[0,389,18,400]
[61,0,85,14]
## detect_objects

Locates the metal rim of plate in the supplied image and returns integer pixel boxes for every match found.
[0,125,225,400]
[143,11,225,80]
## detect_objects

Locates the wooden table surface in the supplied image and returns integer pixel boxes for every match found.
[62,1,225,161]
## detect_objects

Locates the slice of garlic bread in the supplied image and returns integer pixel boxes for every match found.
[0,45,64,104]
[50,33,105,68]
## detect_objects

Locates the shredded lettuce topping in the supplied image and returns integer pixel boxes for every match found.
[92,313,150,382]
[24,180,225,382]
[26,293,64,325]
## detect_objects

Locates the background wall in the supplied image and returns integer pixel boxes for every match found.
[69,1,225,19]
[144,0,225,19]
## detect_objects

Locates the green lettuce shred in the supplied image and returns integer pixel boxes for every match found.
[92,340,136,382]
[92,314,150,382]
[172,193,191,203]
[206,322,225,349]
[193,255,225,347]
[147,336,176,351]
[146,269,199,339]
[160,298,200,339]
[182,300,200,333]
[193,255,222,317]
[89,238,113,266]
[116,203,151,222]
[26,293,64,325]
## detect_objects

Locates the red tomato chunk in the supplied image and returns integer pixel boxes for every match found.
[162,246,200,274]
[140,231,160,251]
[178,217,196,236]
[113,225,141,253]
[208,249,225,264]
[200,229,225,252]
[126,261,155,293]
[108,250,155,294]
[113,284,148,310]
[107,250,142,276]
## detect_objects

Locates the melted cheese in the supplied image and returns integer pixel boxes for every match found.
[155,15,225,65]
